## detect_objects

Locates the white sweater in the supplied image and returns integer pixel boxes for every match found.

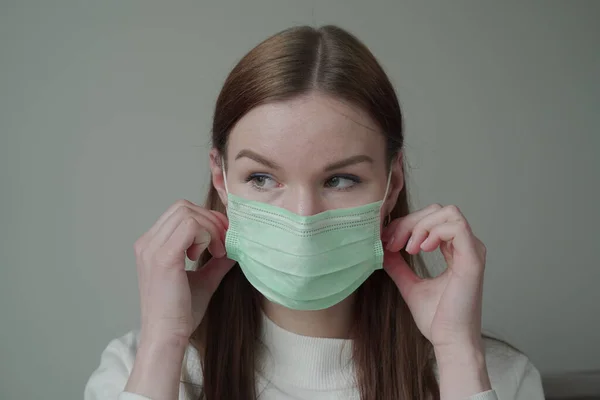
[85,312,544,400]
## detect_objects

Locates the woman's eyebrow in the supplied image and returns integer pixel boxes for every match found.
[235,150,372,172]
[235,149,280,170]
[324,155,373,171]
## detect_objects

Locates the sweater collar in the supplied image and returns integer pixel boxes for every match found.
[257,311,356,390]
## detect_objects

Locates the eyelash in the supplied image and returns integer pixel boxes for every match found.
[245,173,275,192]
[324,174,361,191]
[244,173,362,192]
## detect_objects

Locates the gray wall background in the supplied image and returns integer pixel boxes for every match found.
[1,1,598,399]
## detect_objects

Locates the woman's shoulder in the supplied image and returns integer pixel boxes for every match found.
[480,336,545,399]
[84,330,204,400]
[84,330,140,400]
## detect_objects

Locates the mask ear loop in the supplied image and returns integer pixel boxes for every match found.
[221,157,229,194]
[381,161,394,226]
[383,214,391,227]
[382,166,392,200]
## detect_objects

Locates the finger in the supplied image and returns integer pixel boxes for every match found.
[209,210,229,242]
[418,222,461,252]
[383,249,421,302]
[187,210,228,254]
[383,204,443,252]
[155,216,225,270]
[186,242,206,262]
[188,256,237,295]
[419,221,482,275]
[192,209,227,247]
[148,200,224,241]
[185,213,227,260]
[146,200,195,238]
[185,207,227,242]
[151,207,222,251]
[405,205,468,254]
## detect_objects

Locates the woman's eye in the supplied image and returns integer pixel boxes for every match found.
[246,174,278,190]
[325,175,360,190]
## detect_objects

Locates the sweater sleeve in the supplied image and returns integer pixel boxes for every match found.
[467,390,498,400]
[464,356,544,400]
[482,337,545,400]
[514,360,544,399]
[118,394,153,400]
[85,331,203,400]
[84,331,147,400]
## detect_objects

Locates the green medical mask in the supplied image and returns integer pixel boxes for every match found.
[222,163,391,311]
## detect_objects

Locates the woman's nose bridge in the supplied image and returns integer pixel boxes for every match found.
[284,185,323,216]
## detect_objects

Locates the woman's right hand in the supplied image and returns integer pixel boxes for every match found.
[133,199,235,345]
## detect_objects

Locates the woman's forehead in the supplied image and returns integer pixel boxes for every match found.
[227,93,386,168]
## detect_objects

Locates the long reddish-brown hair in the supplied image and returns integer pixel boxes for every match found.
[191,25,440,400]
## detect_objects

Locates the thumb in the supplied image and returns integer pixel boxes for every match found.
[188,256,237,296]
[383,249,421,302]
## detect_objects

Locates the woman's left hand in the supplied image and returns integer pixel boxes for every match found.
[382,204,487,350]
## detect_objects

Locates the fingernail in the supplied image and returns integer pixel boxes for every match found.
[217,242,227,258]
[385,236,395,250]
[406,236,413,250]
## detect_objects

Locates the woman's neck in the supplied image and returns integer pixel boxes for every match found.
[261,293,356,339]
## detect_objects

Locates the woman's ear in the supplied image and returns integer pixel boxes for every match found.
[209,148,228,208]
[384,152,405,216]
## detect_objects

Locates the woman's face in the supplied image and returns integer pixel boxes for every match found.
[211,92,403,216]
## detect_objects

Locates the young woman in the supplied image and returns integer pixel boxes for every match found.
[85,25,544,400]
